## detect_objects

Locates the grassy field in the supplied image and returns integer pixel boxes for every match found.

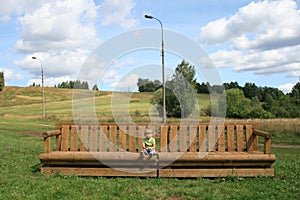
[0,86,299,199]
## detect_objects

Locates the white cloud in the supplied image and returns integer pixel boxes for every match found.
[15,50,88,79]
[100,0,138,28]
[199,0,300,79]
[199,0,300,50]
[278,82,296,93]
[110,73,138,90]
[27,75,71,87]
[0,67,24,84]
[15,0,100,53]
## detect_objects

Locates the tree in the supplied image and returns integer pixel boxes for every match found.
[151,60,198,118]
[223,89,251,118]
[0,72,4,91]
[92,84,99,91]
[137,78,161,92]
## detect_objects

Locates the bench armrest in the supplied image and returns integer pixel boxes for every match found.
[42,130,61,138]
[42,129,61,153]
[253,129,272,154]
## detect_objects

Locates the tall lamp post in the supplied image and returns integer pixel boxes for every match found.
[144,14,166,123]
[32,56,45,118]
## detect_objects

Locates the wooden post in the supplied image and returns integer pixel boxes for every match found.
[90,126,98,152]
[70,126,79,151]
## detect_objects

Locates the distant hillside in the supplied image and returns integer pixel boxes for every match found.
[0,86,210,122]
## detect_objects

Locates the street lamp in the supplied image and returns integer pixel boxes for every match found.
[144,14,166,123]
[32,56,45,118]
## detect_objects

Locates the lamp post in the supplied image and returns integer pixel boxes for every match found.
[144,14,166,123]
[32,56,45,118]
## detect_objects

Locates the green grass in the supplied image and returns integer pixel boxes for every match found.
[0,119,299,199]
[0,86,299,199]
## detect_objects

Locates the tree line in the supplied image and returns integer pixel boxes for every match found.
[54,80,89,90]
[0,72,4,91]
[137,60,300,119]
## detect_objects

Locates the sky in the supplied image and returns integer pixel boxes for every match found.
[0,0,299,93]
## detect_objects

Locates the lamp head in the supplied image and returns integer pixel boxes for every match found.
[32,57,37,59]
[144,15,153,19]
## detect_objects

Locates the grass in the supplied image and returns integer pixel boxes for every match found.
[0,122,299,199]
[0,86,299,199]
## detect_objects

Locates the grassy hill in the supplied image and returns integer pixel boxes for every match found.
[0,86,211,122]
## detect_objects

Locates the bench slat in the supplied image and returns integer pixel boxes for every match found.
[70,126,78,151]
[128,126,136,152]
[61,125,69,151]
[236,125,244,152]
[180,125,188,152]
[90,126,98,152]
[169,125,178,152]
[208,125,216,151]
[199,125,206,152]
[189,125,197,152]
[119,125,127,152]
[218,125,225,152]
[80,126,88,151]
[109,125,117,152]
[160,125,169,152]
[227,125,235,152]
[99,126,107,152]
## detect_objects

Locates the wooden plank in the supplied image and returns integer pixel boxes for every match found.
[160,125,169,152]
[70,125,79,151]
[227,125,235,152]
[236,125,245,152]
[189,125,197,152]
[158,168,274,178]
[99,126,108,152]
[109,125,117,152]
[61,125,69,151]
[41,167,157,177]
[179,125,188,152]
[208,125,216,151]
[128,126,137,152]
[264,137,271,154]
[217,125,225,152]
[119,125,127,152]
[55,135,61,151]
[199,125,207,152]
[169,125,178,152]
[43,137,50,153]
[246,125,255,151]
[90,126,98,152]
[138,126,145,152]
[80,126,88,151]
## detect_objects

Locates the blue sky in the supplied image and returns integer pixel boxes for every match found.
[0,0,299,93]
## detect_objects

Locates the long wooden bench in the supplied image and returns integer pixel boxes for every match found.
[40,123,276,178]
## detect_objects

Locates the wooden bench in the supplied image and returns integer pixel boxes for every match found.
[40,123,276,178]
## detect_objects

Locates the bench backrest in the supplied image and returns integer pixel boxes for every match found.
[44,123,259,153]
